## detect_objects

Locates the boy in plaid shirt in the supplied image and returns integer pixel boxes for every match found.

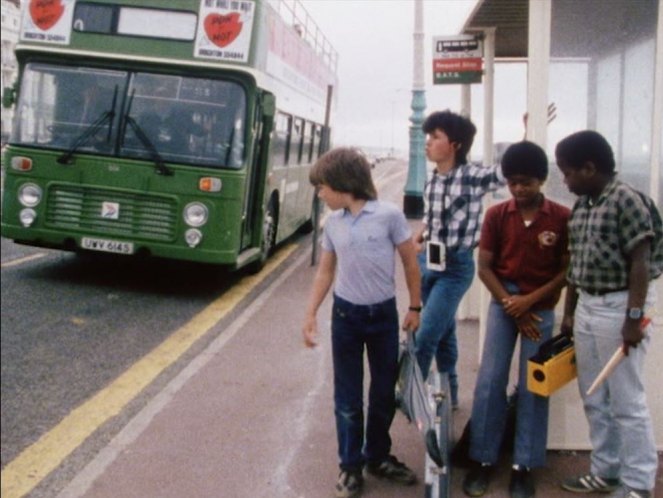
[556,130,662,498]
[412,110,506,406]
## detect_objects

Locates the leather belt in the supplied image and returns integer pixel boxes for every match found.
[582,287,627,296]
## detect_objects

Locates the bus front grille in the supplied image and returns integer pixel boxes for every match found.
[45,186,178,241]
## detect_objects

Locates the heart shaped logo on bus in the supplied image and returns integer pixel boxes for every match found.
[204,12,243,48]
[29,0,65,31]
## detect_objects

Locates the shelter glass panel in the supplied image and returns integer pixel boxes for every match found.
[549,0,658,200]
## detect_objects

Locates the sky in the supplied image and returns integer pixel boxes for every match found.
[300,0,481,155]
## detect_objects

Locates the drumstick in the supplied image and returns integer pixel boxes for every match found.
[586,347,624,396]
[586,317,651,396]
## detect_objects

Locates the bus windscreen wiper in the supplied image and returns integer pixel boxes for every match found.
[124,115,173,176]
[120,89,173,176]
[57,85,118,165]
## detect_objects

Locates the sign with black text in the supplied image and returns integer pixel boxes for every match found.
[432,35,483,85]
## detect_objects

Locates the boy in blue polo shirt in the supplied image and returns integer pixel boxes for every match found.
[302,147,422,498]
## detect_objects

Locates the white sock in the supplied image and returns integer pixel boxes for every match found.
[513,464,531,471]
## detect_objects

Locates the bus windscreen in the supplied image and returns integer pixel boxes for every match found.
[13,63,246,169]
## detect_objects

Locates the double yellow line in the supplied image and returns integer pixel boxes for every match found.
[1,244,298,498]
[1,162,399,496]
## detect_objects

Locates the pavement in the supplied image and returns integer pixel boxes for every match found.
[53,243,662,498]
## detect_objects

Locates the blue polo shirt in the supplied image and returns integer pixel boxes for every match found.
[322,200,412,305]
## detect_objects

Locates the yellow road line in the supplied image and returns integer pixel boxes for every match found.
[0,244,298,498]
[1,253,47,268]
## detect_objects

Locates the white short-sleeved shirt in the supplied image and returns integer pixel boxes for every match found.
[322,200,412,305]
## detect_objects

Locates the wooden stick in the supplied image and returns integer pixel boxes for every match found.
[586,347,624,396]
[585,317,651,396]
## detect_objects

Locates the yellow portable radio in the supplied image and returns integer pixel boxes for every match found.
[527,334,577,397]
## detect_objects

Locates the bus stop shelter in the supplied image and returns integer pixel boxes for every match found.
[459,0,663,450]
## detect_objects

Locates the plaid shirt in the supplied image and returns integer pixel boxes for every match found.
[567,179,663,291]
[422,163,505,250]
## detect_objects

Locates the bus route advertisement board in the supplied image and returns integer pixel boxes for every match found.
[432,35,483,85]
[20,0,75,45]
[194,0,256,63]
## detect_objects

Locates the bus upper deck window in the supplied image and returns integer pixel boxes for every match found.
[73,4,115,33]
[73,3,197,41]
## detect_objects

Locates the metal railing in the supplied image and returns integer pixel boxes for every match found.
[266,0,338,74]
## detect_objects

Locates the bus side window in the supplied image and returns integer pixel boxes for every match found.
[311,125,322,161]
[273,112,291,167]
[292,117,304,164]
[309,124,316,163]
[228,110,245,168]
[303,122,314,163]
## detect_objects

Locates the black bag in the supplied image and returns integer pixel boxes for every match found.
[450,387,518,468]
[635,189,663,279]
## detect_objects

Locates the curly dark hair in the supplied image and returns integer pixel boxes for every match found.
[501,141,548,181]
[422,110,477,166]
[555,130,616,176]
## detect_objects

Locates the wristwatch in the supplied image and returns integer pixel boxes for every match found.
[626,307,644,320]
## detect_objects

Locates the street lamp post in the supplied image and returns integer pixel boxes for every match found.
[403,0,426,219]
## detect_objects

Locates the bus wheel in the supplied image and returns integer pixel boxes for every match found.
[298,197,319,234]
[247,200,277,274]
[262,200,277,256]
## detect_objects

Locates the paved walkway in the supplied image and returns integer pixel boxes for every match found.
[55,246,662,498]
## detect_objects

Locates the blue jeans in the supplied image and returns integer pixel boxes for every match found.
[468,282,554,468]
[331,294,399,471]
[574,288,658,491]
[415,249,475,405]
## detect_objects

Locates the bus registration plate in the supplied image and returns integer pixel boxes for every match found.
[81,237,134,255]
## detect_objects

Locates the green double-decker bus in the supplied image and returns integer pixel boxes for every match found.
[1,0,337,272]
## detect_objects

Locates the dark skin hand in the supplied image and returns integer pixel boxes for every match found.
[503,293,537,318]
[478,248,569,342]
[621,239,651,354]
[561,240,651,355]
[515,312,544,341]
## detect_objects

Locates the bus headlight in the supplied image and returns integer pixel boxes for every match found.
[18,183,43,207]
[20,208,37,227]
[185,228,203,248]
[183,202,208,227]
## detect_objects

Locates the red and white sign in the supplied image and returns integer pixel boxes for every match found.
[433,58,482,73]
[20,0,75,45]
[432,35,483,85]
[194,0,255,63]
